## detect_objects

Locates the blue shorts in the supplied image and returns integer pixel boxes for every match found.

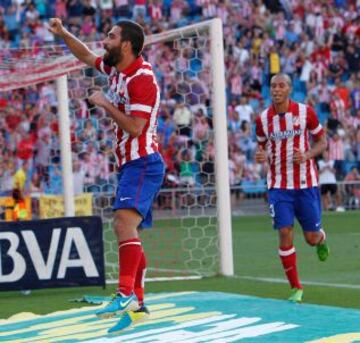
[113,152,165,229]
[268,187,322,231]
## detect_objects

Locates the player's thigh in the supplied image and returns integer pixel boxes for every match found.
[114,153,165,217]
[114,162,143,208]
[136,154,165,216]
[268,189,295,230]
[295,187,322,231]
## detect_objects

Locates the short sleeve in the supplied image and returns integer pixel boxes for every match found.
[306,105,324,140]
[128,75,157,119]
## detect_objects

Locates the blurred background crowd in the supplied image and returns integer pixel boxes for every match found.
[0,0,359,212]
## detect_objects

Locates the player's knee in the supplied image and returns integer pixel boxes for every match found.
[278,227,293,244]
[113,210,141,240]
[305,234,319,246]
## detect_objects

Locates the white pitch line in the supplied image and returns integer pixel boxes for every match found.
[106,275,202,285]
[236,275,360,289]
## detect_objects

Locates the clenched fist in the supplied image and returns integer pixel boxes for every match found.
[88,91,108,108]
[293,148,308,164]
[48,18,65,36]
[255,146,267,163]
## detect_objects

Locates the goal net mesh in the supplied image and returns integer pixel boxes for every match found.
[0,23,221,281]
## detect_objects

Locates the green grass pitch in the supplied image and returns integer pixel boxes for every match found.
[0,211,359,319]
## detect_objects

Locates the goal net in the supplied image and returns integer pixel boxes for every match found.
[0,19,233,282]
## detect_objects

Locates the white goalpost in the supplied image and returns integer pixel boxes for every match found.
[0,18,233,280]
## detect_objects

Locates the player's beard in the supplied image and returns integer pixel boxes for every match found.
[103,47,123,67]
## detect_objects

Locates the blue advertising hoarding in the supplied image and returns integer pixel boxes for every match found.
[0,216,105,290]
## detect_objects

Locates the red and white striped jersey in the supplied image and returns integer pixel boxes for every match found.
[256,101,324,189]
[95,56,160,167]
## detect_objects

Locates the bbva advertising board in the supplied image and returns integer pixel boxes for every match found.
[0,216,105,291]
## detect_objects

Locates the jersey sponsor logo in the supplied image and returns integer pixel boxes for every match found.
[292,116,300,126]
[269,129,302,141]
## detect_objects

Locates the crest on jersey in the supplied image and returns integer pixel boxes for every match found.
[292,116,300,126]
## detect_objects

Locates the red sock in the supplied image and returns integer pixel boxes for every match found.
[117,238,142,296]
[279,245,302,289]
[134,250,147,306]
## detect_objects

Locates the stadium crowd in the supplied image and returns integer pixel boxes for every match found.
[0,0,359,211]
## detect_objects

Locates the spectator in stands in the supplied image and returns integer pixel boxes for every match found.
[269,45,281,81]
[330,92,347,122]
[228,106,241,134]
[66,0,84,24]
[345,44,359,74]
[192,108,209,144]
[328,55,346,81]
[333,77,351,109]
[173,102,192,137]
[47,163,63,194]
[25,3,40,26]
[311,78,332,113]
[29,170,44,197]
[238,120,256,162]
[178,148,195,187]
[114,0,130,19]
[229,147,244,205]
[80,118,97,142]
[351,80,360,111]
[96,145,111,187]
[3,5,18,43]
[12,188,28,221]
[344,166,360,209]
[356,129,360,171]
[55,0,67,19]
[82,0,96,18]
[229,69,243,101]
[158,110,175,149]
[80,151,97,191]
[73,159,85,195]
[234,96,254,124]
[133,0,147,20]
[328,129,346,179]
[35,130,51,180]
[13,160,31,194]
[0,160,5,196]
[318,150,345,212]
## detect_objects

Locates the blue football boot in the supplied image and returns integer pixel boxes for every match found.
[96,293,138,319]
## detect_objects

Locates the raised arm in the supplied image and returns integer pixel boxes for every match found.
[48,18,98,68]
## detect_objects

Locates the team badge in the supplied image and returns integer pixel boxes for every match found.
[292,116,300,126]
